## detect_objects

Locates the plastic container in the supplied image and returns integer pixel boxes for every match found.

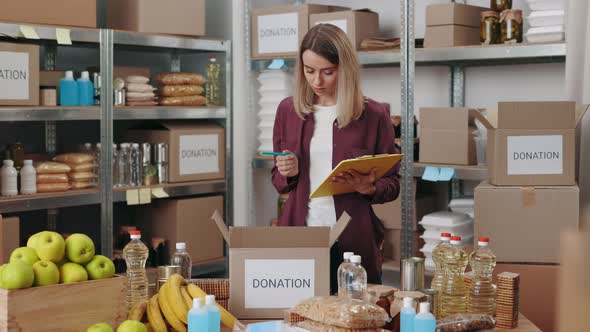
[20,160,36,195]
[205,295,221,332]
[419,212,474,236]
[60,70,79,106]
[439,236,468,318]
[401,297,416,332]
[468,237,497,316]
[77,71,95,106]
[341,255,367,300]
[171,242,192,280]
[526,25,565,43]
[1,160,18,197]
[337,251,354,297]
[528,10,565,27]
[188,298,208,332]
[122,230,149,311]
[414,302,436,332]
[525,0,565,11]
[206,57,222,106]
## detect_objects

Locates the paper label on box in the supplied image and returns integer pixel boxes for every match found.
[507,135,563,175]
[0,51,30,100]
[244,259,315,309]
[258,12,299,54]
[179,134,220,175]
[315,19,347,34]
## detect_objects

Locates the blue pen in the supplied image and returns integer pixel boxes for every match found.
[259,151,291,157]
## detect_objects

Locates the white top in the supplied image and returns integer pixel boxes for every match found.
[350,255,361,264]
[343,252,354,260]
[306,104,338,227]
[80,71,90,80]
[65,70,74,80]
[193,297,203,308]
[176,242,186,250]
[205,295,215,305]
[403,297,414,308]
[130,234,141,239]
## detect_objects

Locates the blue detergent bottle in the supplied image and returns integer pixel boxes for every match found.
[414,302,436,332]
[401,297,416,332]
[188,297,208,332]
[205,295,221,332]
[77,71,94,106]
[60,70,79,106]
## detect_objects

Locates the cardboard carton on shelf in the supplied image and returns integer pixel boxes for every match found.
[309,9,380,50]
[424,3,488,48]
[251,4,349,59]
[0,216,20,263]
[474,181,578,264]
[0,42,39,106]
[0,0,96,28]
[382,229,423,262]
[211,210,351,319]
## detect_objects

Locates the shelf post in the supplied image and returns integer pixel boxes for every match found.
[100,29,114,258]
[450,65,465,198]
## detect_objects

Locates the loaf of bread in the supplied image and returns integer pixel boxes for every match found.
[159,95,207,106]
[37,173,69,184]
[36,161,71,174]
[70,181,96,189]
[37,182,70,193]
[68,172,97,181]
[157,72,205,85]
[159,85,204,97]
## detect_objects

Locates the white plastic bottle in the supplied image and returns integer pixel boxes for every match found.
[171,242,193,280]
[205,295,220,332]
[400,297,416,332]
[337,251,354,297]
[414,302,436,332]
[1,160,18,197]
[342,255,367,300]
[188,298,208,332]
[20,160,36,195]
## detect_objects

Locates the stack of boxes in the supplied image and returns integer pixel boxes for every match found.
[424,3,488,48]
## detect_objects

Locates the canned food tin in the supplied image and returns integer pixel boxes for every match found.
[157,265,182,290]
[401,257,425,291]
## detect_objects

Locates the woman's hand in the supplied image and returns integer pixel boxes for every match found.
[276,151,299,178]
[332,168,377,196]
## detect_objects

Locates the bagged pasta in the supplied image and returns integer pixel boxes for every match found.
[437,314,496,332]
[36,161,71,174]
[68,163,96,172]
[37,182,70,193]
[37,173,69,184]
[159,95,207,106]
[292,297,389,329]
[159,85,204,97]
[127,83,156,93]
[68,172,97,181]
[126,75,150,84]
[53,153,94,165]
[70,181,96,189]
[295,320,387,332]
[157,72,205,85]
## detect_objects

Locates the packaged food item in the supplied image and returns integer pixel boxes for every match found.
[37,182,70,193]
[68,172,98,181]
[36,161,72,174]
[159,85,204,97]
[436,314,495,332]
[292,297,389,329]
[295,320,387,332]
[501,10,523,44]
[69,163,96,172]
[491,0,512,12]
[126,76,150,84]
[37,173,69,184]
[53,153,95,165]
[481,11,501,45]
[70,181,96,189]
[126,83,156,93]
[157,72,205,85]
[159,95,208,106]
[127,91,156,99]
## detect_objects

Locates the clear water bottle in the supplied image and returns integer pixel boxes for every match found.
[116,143,130,187]
[112,144,119,187]
[170,242,192,280]
[468,237,497,316]
[342,255,367,300]
[337,251,354,297]
[129,143,142,187]
[122,230,149,311]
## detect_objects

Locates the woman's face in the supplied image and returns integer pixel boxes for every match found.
[302,50,338,99]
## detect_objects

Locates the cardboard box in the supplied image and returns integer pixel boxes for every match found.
[494,263,559,332]
[426,3,487,28]
[474,182,579,263]
[251,4,348,59]
[126,121,225,183]
[476,101,582,186]
[382,229,423,261]
[309,10,380,50]
[0,43,39,106]
[107,0,205,37]
[0,216,20,264]
[419,107,478,165]
[373,191,438,230]
[212,210,351,319]
[0,0,96,28]
[137,196,224,265]
[424,25,480,48]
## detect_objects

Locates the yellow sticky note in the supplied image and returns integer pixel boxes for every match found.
[19,25,40,39]
[56,28,72,45]
[139,188,152,204]
[151,187,169,198]
[126,189,140,205]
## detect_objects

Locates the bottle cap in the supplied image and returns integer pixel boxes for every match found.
[3,160,13,167]
[403,297,414,308]
[96,143,101,149]
[419,302,430,314]
[81,71,90,80]
[440,233,451,241]
[176,242,186,250]
[23,160,33,165]
[129,230,141,239]
[85,143,92,149]
[350,255,361,264]
[205,294,216,305]
[65,71,74,80]
[210,57,217,63]
[478,237,490,246]
[450,236,462,245]
[132,143,139,148]
[193,297,203,308]
[343,252,354,260]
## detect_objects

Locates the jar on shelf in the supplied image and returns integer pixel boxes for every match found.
[491,0,511,12]
[481,11,501,45]
[501,9,523,44]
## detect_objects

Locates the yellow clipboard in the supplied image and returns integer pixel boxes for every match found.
[309,153,404,199]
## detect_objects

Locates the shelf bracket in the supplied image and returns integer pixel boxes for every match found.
[100,29,114,258]
[450,65,465,199]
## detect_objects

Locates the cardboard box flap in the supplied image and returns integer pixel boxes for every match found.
[329,211,352,247]
[576,104,590,126]
[212,209,230,244]
[497,101,576,129]
[472,109,496,129]
[229,227,330,248]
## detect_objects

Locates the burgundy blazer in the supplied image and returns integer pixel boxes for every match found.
[271,97,401,281]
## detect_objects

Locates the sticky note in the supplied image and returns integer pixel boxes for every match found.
[126,189,140,205]
[268,59,286,69]
[438,167,456,181]
[19,25,40,39]
[56,28,72,45]
[422,166,439,182]
[151,187,169,198]
[139,188,152,204]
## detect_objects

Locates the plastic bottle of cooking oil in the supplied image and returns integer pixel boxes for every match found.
[439,236,468,318]
[468,237,497,316]
[206,57,221,106]
[123,230,149,311]
[430,232,452,317]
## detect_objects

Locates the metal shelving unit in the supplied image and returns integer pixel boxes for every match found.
[113,106,227,120]
[111,180,226,203]
[0,190,101,214]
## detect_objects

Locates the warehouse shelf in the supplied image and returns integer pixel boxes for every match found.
[192,257,227,277]
[0,22,100,43]
[413,163,488,181]
[113,106,227,120]
[112,179,227,203]
[113,30,228,51]
[0,189,101,213]
[0,106,100,121]
[252,156,274,169]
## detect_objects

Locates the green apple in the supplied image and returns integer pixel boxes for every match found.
[87,322,114,332]
[65,233,95,264]
[59,262,88,284]
[0,264,7,288]
[26,231,44,250]
[86,255,115,280]
[32,260,60,286]
[116,320,147,332]
[1,262,34,289]
[9,247,40,266]
[35,231,65,263]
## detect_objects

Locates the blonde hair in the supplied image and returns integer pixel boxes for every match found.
[293,24,364,128]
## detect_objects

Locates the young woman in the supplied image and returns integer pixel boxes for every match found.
[272,24,401,289]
